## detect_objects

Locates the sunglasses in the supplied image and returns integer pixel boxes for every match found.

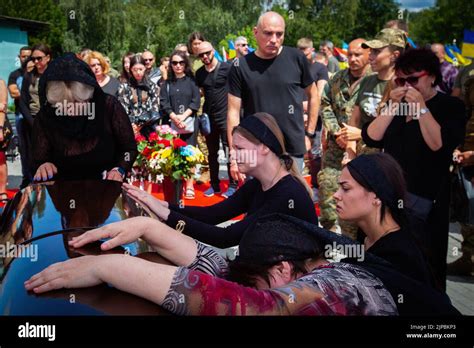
[237,43,248,47]
[394,71,429,87]
[171,61,185,66]
[143,58,154,62]
[198,51,212,58]
[31,56,45,62]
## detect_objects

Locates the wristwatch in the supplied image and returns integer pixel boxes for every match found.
[418,107,429,118]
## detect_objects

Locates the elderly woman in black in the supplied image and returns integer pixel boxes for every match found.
[32,53,137,182]
[160,50,200,199]
[362,48,467,290]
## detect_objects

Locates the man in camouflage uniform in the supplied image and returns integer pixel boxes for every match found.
[449,73,474,276]
[318,39,370,238]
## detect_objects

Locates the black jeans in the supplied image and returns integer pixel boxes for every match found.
[205,117,237,190]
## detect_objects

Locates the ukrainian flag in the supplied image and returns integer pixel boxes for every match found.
[462,29,474,59]
[228,41,237,60]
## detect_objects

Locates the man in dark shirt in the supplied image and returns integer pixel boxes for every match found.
[7,46,32,188]
[227,11,320,181]
[196,42,238,198]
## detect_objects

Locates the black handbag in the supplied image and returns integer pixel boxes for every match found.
[449,165,470,223]
[198,113,211,136]
[0,117,13,151]
[406,192,433,222]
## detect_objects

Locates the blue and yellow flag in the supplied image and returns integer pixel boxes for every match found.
[462,29,474,59]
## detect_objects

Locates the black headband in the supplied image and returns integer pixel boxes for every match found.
[347,155,397,205]
[238,115,283,156]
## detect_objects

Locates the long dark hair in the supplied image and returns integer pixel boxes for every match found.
[120,51,135,83]
[168,50,194,82]
[128,54,150,88]
[187,31,206,55]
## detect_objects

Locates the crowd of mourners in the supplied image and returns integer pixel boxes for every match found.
[1,10,474,315]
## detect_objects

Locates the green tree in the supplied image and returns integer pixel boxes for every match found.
[0,0,66,54]
[409,0,474,46]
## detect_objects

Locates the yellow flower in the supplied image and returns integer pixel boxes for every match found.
[151,151,160,159]
[161,147,172,158]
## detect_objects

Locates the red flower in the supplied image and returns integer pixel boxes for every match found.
[148,132,159,141]
[173,138,187,148]
[158,139,171,147]
[142,147,152,159]
[135,134,146,142]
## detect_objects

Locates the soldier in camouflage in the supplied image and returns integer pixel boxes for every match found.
[449,73,474,276]
[318,39,370,238]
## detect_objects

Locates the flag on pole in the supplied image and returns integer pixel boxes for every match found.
[228,40,237,59]
[462,29,474,58]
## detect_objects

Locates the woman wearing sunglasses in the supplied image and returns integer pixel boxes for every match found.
[160,50,200,199]
[19,43,52,187]
[361,48,467,291]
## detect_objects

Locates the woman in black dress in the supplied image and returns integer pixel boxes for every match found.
[361,48,467,290]
[32,53,137,182]
[159,50,200,199]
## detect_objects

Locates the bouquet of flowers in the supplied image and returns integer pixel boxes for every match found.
[134,125,204,182]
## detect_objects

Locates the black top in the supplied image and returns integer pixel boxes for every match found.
[32,53,137,180]
[101,77,121,97]
[366,228,435,286]
[195,61,231,120]
[32,95,138,180]
[362,92,466,199]
[7,68,23,113]
[310,61,329,82]
[228,47,315,156]
[159,76,200,118]
[303,62,329,105]
[166,174,318,248]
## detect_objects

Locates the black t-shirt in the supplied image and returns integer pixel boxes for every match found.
[362,92,466,200]
[310,61,329,83]
[196,61,231,120]
[102,77,121,97]
[366,228,435,286]
[166,174,318,248]
[8,68,24,113]
[228,47,315,156]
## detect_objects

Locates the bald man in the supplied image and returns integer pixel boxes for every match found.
[431,43,458,95]
[227,11,319,179]
[195,42,238,198]
[318,38,371,238]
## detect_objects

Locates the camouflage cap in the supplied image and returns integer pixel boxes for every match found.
[362,28,407,49]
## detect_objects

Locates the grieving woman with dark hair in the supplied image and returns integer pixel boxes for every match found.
[361,48,467,290]
[25,152,461,316]
[118,54,161,137]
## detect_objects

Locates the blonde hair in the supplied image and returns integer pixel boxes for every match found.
[233,112,313,198]
[83,51,110,75]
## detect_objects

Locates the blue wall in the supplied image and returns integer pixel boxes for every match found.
[0,22,29,107]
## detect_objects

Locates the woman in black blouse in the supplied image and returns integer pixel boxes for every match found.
[19,43,52,186]
[118,54,161,137]
[160,50,200,198]
[362,48,467,290]
[32,53,137,182]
